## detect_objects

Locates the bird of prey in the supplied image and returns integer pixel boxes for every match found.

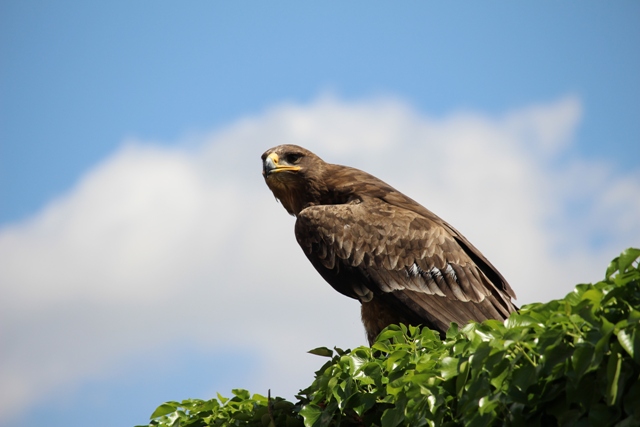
[261,144,517,345]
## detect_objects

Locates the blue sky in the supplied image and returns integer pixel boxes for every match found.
[1,2,639,427]
[2,1,639,225]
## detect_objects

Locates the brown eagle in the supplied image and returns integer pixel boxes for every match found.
[262,144,517,345]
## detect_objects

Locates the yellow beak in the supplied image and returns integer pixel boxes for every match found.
[263,152,301,177]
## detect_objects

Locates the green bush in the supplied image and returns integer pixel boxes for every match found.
[138,248,640,427]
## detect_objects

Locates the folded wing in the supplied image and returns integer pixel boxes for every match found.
[295,195,517,335]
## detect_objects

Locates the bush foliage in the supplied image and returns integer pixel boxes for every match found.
[138,248,640,427]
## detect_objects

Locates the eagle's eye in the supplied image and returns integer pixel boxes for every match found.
[285,153,303,164]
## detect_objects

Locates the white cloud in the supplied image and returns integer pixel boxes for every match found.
[1,95,639,423]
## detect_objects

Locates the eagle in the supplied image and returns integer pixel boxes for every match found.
[261,144,517,345]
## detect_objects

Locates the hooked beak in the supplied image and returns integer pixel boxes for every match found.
[262,152,300,177]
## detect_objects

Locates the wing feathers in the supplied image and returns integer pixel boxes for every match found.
[341,237,353,258]
[295,194,517,341]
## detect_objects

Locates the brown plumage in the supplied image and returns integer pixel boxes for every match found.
[261,144,517,345]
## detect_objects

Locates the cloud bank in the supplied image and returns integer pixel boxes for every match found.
[1,95,639,423]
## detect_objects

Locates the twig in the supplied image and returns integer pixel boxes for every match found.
[267,389,276,426]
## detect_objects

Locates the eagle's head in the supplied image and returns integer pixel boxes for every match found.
[261,145,326,215]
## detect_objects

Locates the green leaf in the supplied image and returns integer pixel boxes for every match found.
[440,357,459,380]
[377,326,405,343]
[150,402,179,419]
[504,313,540,328]
[570,344,595,380]
[617,327,640,363]
[299,404,322,427]
[351,393,376,417]
[372,341,391,353]
[606,257,620,279]
[333,346,348,356]
[467,412,493,427]
[307,347,333,357]
[540,341,572,376]
[511,362,536,392]
[446,322,460,339]
[252,393,268,403]
[469,342,492,371]
[489,359,510,390]
[606,347,623,406]
[477,396,499,416]
[455,360,470,396]
[618,248,640,273]
[381,407,404,427]
[232,388,250,400]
